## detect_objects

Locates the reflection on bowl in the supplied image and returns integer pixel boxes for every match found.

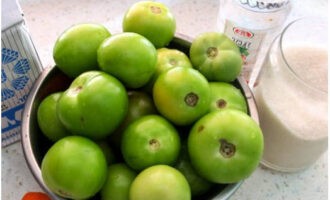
[21,34,259,200]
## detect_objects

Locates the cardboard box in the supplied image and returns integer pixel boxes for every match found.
[1,0,43,147]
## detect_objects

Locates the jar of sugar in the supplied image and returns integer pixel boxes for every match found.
[253,17,328,172]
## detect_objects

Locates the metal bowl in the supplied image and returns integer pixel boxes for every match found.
[21,34,259,200]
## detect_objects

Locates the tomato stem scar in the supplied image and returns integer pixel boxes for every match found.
[150,6,162,14]
[219,139,235,158]
[149,138,160,150]
[184,92,199,107]
[207,47,218,58]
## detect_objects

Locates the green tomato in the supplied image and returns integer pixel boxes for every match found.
[121,115,181,171]
[109,90,157,151]
[129,165,191,200]
[189,32,242,82]
[57,71,128,140]
[188,109,264,184]
[97,32,157,88]
[53,23,111,78]
[122,91,157,128]
[209,82,248,113]
[144,48,192,92]
[37,92,71,142]
[41,136,108,199]
[153,67,211,126]
[101,163,137,200]
[123,1,176,48]
[155,48,192,73]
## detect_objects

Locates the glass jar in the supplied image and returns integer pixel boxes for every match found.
[253,17,328,172]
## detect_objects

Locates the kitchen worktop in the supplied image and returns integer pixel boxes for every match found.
[2,0,328,199]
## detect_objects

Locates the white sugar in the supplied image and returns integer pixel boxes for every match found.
[254,45,328,170]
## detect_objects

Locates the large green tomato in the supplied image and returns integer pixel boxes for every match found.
[101,163,137,200]
[153,67,211,126]
[122,1,176,48]
[57,71,128,140]
[121,115,181,171]
[37,92,71,142]
[97,32,157,88]
[188,109,263,184]
[129,165,191,200]
[41,136,108,199]
[53,23,111,78]
[189,32,242,82]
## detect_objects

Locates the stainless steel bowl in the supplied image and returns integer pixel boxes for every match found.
[21,34,259,200]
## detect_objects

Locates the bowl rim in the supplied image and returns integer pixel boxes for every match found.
[21,34,258,200]
[21,65,65,200]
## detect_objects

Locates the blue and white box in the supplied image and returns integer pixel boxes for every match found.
[1,0,43,146]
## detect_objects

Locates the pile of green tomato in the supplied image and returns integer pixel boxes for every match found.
[36,1,264,199]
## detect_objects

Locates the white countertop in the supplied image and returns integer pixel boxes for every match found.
[2,0,328,199]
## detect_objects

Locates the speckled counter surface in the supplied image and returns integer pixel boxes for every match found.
[2,0,328,199]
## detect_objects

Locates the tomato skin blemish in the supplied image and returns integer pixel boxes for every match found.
[216,99,227,109]
[198,125,204,133]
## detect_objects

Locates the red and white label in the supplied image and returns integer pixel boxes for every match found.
[233,27,254,38]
